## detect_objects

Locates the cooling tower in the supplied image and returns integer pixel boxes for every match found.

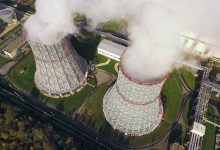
[0,8,15,24]
[103,57,166,136]
[28,36,88,97]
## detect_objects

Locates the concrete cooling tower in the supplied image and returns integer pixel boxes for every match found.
[0,8,15,24]
[28,37,88,97]
[103,57,166,136]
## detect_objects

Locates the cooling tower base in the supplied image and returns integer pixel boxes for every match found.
[103,85,163,136]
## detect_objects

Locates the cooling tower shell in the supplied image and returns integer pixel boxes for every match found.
[27,36,88,97]
[0,8,15,24]
[103,58,167,136]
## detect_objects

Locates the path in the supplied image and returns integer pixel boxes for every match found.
[95,59,111,67]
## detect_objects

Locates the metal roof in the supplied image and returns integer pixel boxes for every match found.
[4,36,27,53]
[98,39,127,56]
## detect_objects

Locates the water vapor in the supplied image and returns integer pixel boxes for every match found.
[24,0,220,82]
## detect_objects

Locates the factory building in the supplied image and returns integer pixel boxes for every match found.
[3,36,27,58]
[97,39,127,61]
[103,53,165,136]
[27,36,88,97]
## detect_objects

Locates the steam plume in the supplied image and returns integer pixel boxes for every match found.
[24,0,220,82]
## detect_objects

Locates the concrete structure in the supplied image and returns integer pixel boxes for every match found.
[3,35,27,58]
[103,54,165,136]
[191,122,206,137]
[0,8,16,24]
[97,39,127,61]
[171,143,185,150]
[28,36,88,97]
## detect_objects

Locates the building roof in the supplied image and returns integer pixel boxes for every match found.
[98,39,127,56]
[4,36,27,53]
[171,143,185,150]
[191,122,206,137]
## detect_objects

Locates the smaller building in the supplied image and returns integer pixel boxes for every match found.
[191,122,206,137]
[3,36,27,58]
[171,143,185,150]
[97,39,127,61]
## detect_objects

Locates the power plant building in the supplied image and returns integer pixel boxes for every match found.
[103,55,165,136]
[98,39,127,61]
[28,36,88,97]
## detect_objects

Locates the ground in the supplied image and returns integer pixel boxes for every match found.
[182,98,191,125]
[202,105,216,150]
[0,55,9,68]
[179,66,198,91]
[80,69,183,147]
[99,59,118,75]
[102,20,125,32]
[9,53,95,113]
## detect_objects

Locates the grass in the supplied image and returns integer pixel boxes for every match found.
[74,13,86,22]
[38,85,94,113]
[182,98,191,124]
[82,85,109,130]
[162,70,183,122]
[103,20,125,32]
[0,55,9,68]
[99,60,118,75]
[92,53,108,65]
[180,67,197,90]
[10,54,36,93]
[81,70,183,147]
[9,53,94,113]
[129,121,171,146]
[202,105,216,150]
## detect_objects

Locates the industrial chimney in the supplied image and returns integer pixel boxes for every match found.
[103,54,167,136]
[27,36,88,97]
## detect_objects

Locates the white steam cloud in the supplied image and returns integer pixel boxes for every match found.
[24,0,220,82]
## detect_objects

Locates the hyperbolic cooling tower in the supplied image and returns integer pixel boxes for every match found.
[28,36,88,97]
[103,56,166,136]
[0,8,15,24]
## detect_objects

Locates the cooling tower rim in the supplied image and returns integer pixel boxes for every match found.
[22,25,67,44]
[119,62,169,86]
[119,52,169,85]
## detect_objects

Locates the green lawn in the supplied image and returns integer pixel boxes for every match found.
[38,85,94,113]
[9,53,94,113]
[182,98,191,124]
[92,53,108,64]
[10,54,36,93]
[162,70,183,122]
[82,85,109,130]
[99,60,118,75]
[103,20,125,32]
[180,67,197,90]
[202,105,216,150]
[74,13,86,22]
[0,55,9,68]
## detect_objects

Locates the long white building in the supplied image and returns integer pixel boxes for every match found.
[97,39,127,61]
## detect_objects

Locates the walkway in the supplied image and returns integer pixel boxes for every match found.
[95,59,111,67]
